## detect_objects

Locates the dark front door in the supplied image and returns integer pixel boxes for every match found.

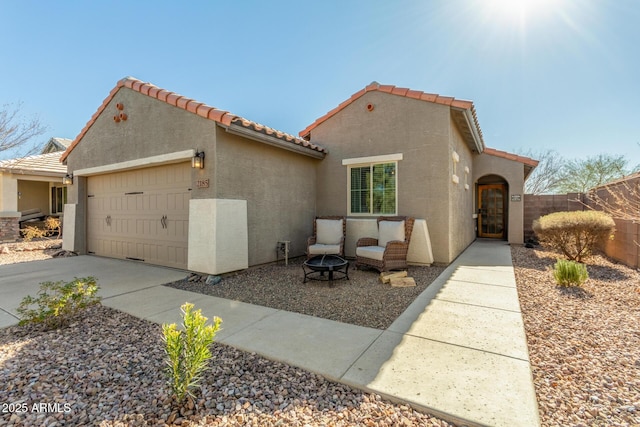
[478,184,506,239]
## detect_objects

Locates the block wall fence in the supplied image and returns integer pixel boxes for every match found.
[524,192,640,268]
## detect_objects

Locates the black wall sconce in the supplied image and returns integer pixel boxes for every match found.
[62,173,73,185]
[192,150,205,169]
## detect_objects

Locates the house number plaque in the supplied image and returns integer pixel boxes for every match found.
[196,179,209,188]
[511,194,522,202]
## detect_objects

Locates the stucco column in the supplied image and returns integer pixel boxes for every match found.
[0,174,19,212]
[62,176,87,253]
[0,174,21,241]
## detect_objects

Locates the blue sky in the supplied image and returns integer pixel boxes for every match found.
[2,0,639,167]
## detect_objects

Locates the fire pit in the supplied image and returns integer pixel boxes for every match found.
[303,254,349,286]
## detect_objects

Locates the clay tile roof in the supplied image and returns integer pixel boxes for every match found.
[62,77,326,162]
[482,147,539,167]
[299,83,484,151]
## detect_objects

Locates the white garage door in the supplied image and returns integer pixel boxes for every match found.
[87,162,191,269]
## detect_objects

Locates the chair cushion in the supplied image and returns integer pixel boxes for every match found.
[316,219,343,245]
[378,220,405,247]
[356,245,385,261]
[308,244,341,256]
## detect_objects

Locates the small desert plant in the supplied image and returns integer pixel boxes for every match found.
[17,277,101,329]
[553,259,589,287]
[21,217,61,241]
[163,303,222,406]
[532,211,615,262]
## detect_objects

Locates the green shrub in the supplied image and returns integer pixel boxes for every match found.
[532,211,615,262]
[17,277,101,329]
[553,259,589,287]
[163,303,222,406]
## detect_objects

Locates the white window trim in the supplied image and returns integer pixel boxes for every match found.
[342,153,403,166]
[346,159,399,216]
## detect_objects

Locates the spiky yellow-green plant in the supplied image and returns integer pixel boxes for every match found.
[162,303,222,405]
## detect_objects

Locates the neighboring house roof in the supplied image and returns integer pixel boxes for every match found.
[299,82,485,153]
[61,77,327,162]
[588,170,640,190]
[0,152,67,176]
[483,147,539,179]
[41,137,72,154]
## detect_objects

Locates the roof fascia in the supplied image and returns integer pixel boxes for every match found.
[222,123,326,159]
[458,107,485,153]
[0,168,66,178]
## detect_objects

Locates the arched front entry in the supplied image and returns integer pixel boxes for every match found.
[477,175,508,239]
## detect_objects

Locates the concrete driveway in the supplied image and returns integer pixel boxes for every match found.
[0,256,188,328]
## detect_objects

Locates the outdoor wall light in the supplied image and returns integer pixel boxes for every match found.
[192,150,205,169]
[62,173,73,185]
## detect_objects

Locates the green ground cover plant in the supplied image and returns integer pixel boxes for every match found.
[163,302,222,406]
[532,210,615,262]
[17,276,100,329]
[552,259,589,287]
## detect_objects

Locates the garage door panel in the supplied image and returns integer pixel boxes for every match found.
[87,162,190,269]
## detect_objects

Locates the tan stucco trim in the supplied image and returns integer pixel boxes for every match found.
[342,153,403,165]
[73,149,195,176]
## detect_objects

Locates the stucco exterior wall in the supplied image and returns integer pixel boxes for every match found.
[63,86,320,270]
[473,154,526,244]
[448,118,476,260]
[64,88,218,172]
[63,88,218,254]
[214,128,318,266]
[309,91,453,263]
[17,180,49,214]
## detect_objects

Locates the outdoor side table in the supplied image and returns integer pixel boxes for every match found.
[302,254,349,286]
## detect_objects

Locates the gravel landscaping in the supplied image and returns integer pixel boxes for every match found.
[0,239,64,265]
[512,245,640,427]
[0,304,457,427]
[166,259,446,330]
[2,241,639,426]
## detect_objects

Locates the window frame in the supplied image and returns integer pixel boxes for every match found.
[344,154,401,216]
[50,185,67,215]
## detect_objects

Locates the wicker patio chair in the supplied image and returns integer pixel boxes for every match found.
[355,216,415,272]
[306,216,346,259]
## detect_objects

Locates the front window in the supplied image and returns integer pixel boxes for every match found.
[51,186,67,214]
[349,162,397,215]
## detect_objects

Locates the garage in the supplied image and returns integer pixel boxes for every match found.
[86,162,191,269]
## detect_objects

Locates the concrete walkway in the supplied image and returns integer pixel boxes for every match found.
[0,240,540,427]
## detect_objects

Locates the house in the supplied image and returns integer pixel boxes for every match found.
[0,138,71,241]
[301,83,538,263]
[60,77,537,273]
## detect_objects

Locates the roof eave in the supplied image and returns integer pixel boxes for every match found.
[0,168,66,177]
[459,107,485,153]
[222,123,326,159]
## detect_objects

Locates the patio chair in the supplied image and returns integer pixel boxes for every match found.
[306,216,346,259]
[355,216,415,272]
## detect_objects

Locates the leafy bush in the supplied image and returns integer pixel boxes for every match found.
[163,303,222,406]
[17,277,100,329]
[532,211,615,262]
[553,259,589,287]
